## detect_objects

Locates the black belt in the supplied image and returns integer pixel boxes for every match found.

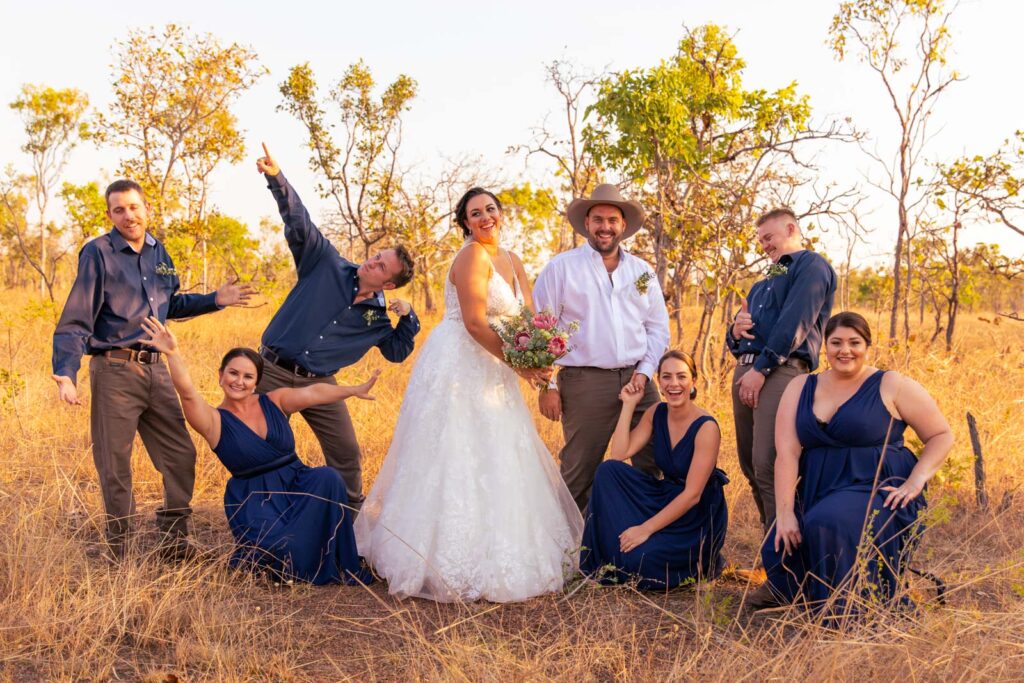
[258,346,326,378]
[97,348,161,364]
[232,453,299,479]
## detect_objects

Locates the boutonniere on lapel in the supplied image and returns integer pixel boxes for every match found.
[154,262,177,277]
[634,271,653,295]
[765,263,789,279]
[363,309,383,326]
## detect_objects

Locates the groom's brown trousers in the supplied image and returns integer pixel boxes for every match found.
[557,364,661,513]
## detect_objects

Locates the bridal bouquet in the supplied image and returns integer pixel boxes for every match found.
[494,307,579,369]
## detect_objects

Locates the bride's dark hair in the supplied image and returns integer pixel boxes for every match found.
[454,187,502,238]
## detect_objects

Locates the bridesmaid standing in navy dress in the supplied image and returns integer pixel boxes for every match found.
[140,316,375,585]
[764,312,953,613]
[581,351,728,590]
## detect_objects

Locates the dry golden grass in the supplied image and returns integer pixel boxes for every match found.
[2,288,1024,681]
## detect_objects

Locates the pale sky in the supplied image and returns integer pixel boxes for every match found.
[1,0,1021,263]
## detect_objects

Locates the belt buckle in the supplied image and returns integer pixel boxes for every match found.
[136,350,155,364]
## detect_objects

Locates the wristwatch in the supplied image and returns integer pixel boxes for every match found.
[546,379,558,391]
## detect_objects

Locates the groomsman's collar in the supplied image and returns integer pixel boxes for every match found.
[777,249,806,265]
[108,229,156,252]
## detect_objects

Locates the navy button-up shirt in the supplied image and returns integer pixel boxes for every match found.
[53,230,221,382]
[728,250,836,373]
[260,173,420,375]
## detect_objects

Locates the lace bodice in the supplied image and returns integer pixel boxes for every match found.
[443,265,524,324]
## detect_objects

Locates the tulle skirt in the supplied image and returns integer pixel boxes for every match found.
[354,318,584,602]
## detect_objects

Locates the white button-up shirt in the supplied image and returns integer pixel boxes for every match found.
[533,243,670,379]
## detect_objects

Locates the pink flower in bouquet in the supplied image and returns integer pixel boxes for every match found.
[546,336,567,357]
[532,313,558,330]
[514,331,532,351]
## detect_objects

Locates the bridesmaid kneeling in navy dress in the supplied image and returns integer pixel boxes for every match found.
[763,312,953,614]
[141,316,374,585]
[580,350,729,590]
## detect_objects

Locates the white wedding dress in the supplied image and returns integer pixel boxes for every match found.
[354,261,584,602]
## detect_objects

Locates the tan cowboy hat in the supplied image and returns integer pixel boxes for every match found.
[566,184,646,240]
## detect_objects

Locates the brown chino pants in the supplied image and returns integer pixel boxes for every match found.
[731,362,806,531]
[256,361,363,508]
[558,365,661,512]
[88,355,197,544]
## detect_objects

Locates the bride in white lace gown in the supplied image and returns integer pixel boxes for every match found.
[354,188,583,602]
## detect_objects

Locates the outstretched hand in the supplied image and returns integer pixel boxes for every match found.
[215,279,257,307]
[256,142,280,176]
[349,369,381,401]
[139,316,178,354]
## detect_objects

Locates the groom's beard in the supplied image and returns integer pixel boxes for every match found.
[588,235,622,256]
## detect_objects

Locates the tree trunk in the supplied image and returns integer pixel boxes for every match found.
[888,227,904,343]
[890,132,912,343]
[39,222,47,298]
[929,292,943,344]
[903,232,912,341]
[944,222,962,353]
[691,299,709,359]
[202,238,209,292]
[422,268,435,313]
[967,412,988,509]
[652,214,667,287]
[672,276,683,344]
[696,297,722,387]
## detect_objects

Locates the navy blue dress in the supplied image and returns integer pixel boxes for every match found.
[214,394,371,585]
[762,370,924,611]
[581,407,729,590]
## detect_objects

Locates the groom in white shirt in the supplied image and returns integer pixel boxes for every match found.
[533,184,671,512]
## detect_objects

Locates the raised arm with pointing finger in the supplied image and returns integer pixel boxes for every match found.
[252,142,420,510]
